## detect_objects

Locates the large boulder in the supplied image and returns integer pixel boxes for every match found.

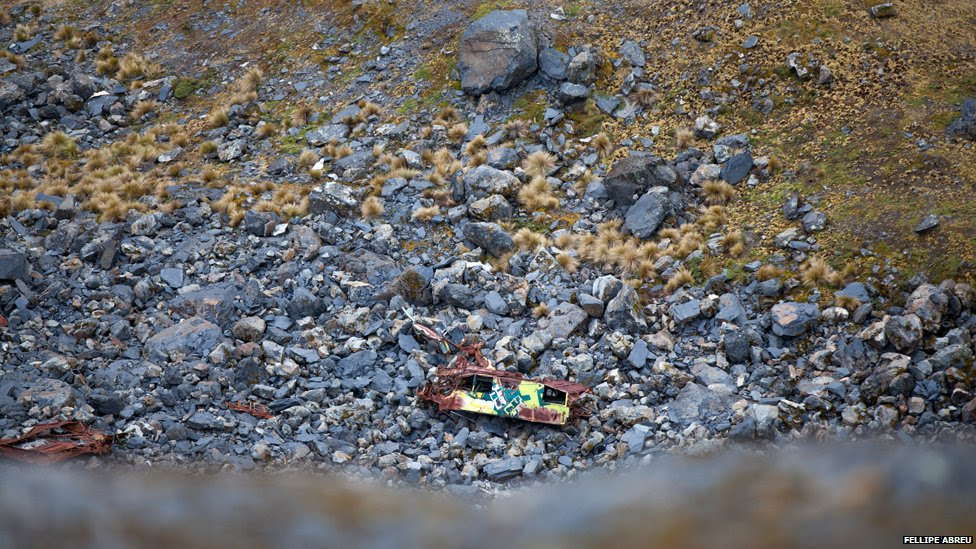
[458,10,538,95]
[308,181,358,217]
[624,191,672,239]
[946,98,976,140]
[905,283,948,332]
[546,302,588,339]
[0,249,28,280]
[463,222,515,256]
[463,164,520,198]
[604,153,678,209]
[770,302,819,337]
[145,317,223,360]
[605,284,647,333]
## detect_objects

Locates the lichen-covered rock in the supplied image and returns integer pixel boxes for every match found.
[458,10,538,95]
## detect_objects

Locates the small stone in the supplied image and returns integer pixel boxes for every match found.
[233,316,267,342]
[914,214,939,233]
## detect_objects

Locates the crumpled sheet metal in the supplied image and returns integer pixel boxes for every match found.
[0,421,111,463]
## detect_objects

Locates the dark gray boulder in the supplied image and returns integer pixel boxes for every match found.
[458,10,538,95]
[463,222,515,256]
[624,191,672,239]
[604,153,679,209]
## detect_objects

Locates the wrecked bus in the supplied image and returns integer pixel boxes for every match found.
[409,311,589,426]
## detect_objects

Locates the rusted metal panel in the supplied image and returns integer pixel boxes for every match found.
[228,401,273,419]
[0,421,111,463]
[409,312,590,426]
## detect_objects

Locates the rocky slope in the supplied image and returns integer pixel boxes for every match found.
[0,0,975,491]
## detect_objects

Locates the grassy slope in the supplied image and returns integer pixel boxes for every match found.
[20,0,976,284]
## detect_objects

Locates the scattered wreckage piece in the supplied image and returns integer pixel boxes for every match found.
[227,401,273,419]
[407,309,590,426]
[0,421,112,463]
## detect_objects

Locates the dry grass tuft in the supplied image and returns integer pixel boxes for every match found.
[117,53,160,82]
[701,179,735,206]
[361,196,384,219]
[835,294,862,311]
[504,118,532,139]
[556,252,578,273]
[13,24,32,42]
[297,149,319,168]
[697,205,727,231]
[720,230,742,250]
[240,67,263,93]
[41,132,78,158]
[532,302,550,318]
[448,123,468,142]
[523,151,556,178]
[756,264,784,281]
[591,133,614,160]
[801,256,838,287]
[207,108,230,129]
[411,205,440,222]
[517,176,559,211]
[359,100,382,118]
[290,105,313,128]
[514,228,548,252]
[255,123,277,139]
[675,127,694,149]
[664,266,694,293]
[199,141,218,155]
[767,155,782,174]
[54,25,75,42]
[465,134,487,156]
[130,100,158,121]
[434,106,460,126]
[634,87,660,107]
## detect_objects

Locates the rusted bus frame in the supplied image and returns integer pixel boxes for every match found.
[0,421,112,463]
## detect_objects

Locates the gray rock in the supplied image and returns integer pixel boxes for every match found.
[486,147,518,170]
[624,191,672,239]
[159,267,184,288]
[605,284,646,333]
[770,302,819,337]
[836,282,871,303]
[468,194,513,221]
[306,124,349,146]
[0,249,27,280]
[593,275,623,303]
[802,211,827,233]
[308,181,358,217]
[483,457,525,481]
[458,10,538,95]
[547,302,588,339]
[905,284,948,332]
[484,290,509,315]
[619,40,645,67]
[287,287,325,319]
[338,350,378,378]
[463,165,519,198]
[557,81,589,104]
[19,378,75,410]
[566,48,596,85]
[186,412,225,431]
[671,299,701,324]
[946,98,976,140]
[217,139,247,162]
[157,147,183,163]
[720,152,752,184]
[604,153,678,209]
[628,339,649,368]
[914,214,939,233]
[668,382,733,424]
[742,35,759,49]
[691,361,734,390]
[463,222,514,256]
[578,293,604,317]
[145,317,223,360]
[884,315,922,353]
[242,209,281,237]
[724,329,752,364]
[169,285,238,328]
[232,316,266,342]
[538,47,569,80]
[869,2,896,18]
